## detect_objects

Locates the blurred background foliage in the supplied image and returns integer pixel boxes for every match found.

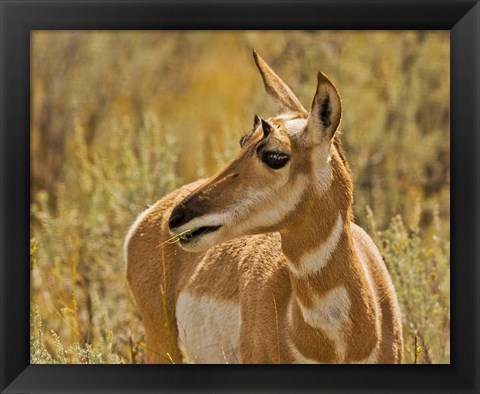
[30,31,449,364]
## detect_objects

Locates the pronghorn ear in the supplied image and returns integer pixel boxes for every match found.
[253,50,308,116]
[307,72,342,141]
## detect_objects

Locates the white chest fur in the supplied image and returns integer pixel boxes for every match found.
[175,291,241,363]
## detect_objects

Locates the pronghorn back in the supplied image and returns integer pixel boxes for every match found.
[125,51,403,364]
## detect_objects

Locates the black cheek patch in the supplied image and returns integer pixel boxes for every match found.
[319,95,332,130]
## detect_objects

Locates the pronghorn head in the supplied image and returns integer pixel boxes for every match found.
[169,50,347,252]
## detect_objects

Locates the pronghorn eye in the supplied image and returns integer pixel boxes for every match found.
[262,151,290,169]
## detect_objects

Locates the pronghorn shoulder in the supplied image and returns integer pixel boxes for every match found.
[173,233,285,304]
[233,232,289,283]
[205,232,283,270]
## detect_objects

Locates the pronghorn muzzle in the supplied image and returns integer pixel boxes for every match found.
[168,202,222,245]
[169,201,204,230]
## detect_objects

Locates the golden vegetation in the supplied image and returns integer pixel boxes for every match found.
[30,31,450,364]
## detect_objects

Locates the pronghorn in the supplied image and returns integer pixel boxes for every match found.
[125,50,403,364]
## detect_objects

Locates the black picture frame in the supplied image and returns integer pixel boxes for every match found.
[1,0,479,393]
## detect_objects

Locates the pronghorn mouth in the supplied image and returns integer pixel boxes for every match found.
[178,225,222,244]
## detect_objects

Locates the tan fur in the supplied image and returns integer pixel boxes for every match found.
[125,51,403,364]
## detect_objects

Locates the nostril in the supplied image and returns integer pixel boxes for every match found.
[169,210,186,229]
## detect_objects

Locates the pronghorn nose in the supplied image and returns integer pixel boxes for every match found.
[168,209,187,229]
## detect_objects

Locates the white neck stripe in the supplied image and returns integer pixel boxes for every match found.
[287,214,344,277]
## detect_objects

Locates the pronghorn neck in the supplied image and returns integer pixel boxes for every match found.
[280,143,379,363]
[280,142,354,269]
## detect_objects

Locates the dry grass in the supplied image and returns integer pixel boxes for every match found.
[30,31,450,364]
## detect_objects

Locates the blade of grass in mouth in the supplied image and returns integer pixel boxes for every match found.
[157,228,197,248]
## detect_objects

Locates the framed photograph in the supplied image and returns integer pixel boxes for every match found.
[1,0,479,393]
